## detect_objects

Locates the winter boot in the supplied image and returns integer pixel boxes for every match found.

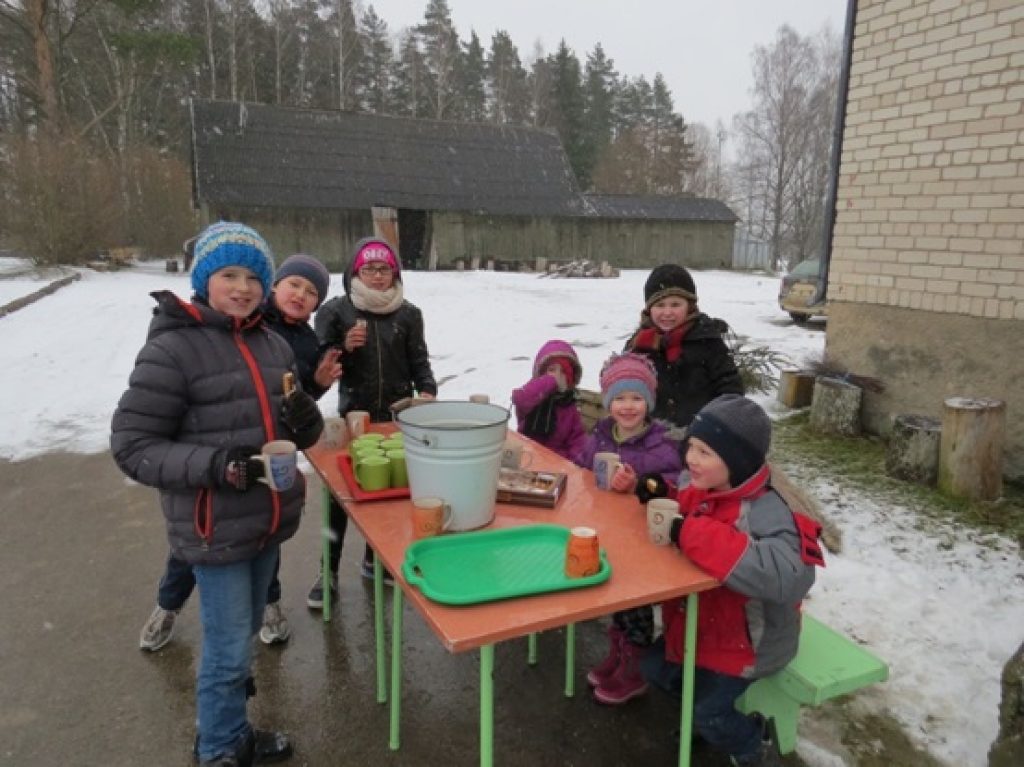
[586,625,625,688]
[593,640,649,705]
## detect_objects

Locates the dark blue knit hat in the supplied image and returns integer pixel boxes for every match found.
[686,394,771,486]
[274,254,331,309]
[190,222,275,299]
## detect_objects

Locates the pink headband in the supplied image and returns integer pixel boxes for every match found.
[353,243,398,272]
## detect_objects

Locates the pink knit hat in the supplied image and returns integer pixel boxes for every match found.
[353,240,399,273]
[599,353,658,411]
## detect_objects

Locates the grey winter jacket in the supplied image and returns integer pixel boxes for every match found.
[110,291,321,566]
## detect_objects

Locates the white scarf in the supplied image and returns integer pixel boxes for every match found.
[350,279,405,315]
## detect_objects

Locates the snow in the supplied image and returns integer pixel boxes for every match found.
[1,260,1021,766]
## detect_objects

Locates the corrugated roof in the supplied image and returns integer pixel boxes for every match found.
[581,194,738,222]
[190,100,585,216]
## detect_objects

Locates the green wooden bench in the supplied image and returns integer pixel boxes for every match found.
[735,614,889,755]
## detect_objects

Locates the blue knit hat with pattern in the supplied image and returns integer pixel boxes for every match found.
[190,222,275,299]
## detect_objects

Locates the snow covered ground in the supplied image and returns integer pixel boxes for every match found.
[1,260,1020,766]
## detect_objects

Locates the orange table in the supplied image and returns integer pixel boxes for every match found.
[305,430,717,767]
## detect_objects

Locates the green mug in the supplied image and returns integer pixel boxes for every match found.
[350,435,384,452]
[386,449,408,488]
[357,433,386,443]
[355,455,391,491]
[351,446,385,467]
[380,438,404,452]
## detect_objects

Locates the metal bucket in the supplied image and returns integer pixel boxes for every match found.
[396,401,510,531]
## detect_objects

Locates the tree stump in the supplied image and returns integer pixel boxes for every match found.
[809,377,862,436]
[989,640,1024,767]
[165,259,179,273]
[886,415,941,485]
[777,369,816,409]
[938,397,1005,501]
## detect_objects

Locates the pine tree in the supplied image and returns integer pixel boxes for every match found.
[580,44,618,192]
[356,5,394,114]
[391,30,431,118]
[417,0,460,119]
[547,40,587,187]
[459,30,487,123]
[486,30,529,124]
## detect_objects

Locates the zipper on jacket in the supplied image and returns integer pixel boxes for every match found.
[373,318,384,417]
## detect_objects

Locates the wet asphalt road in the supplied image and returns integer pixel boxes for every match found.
[0,451,741,767]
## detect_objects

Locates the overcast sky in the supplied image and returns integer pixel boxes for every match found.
[365,0,849,129]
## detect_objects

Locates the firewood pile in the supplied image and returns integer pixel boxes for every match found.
[542,260,618,278]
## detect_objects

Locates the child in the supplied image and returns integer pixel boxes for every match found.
[309,237,437,606]
[625,264,744,429]
[111,222,324,766]
[575,353,683,705]
[511,340,585,460]
[638,394,824,767]
[137,253,342,650]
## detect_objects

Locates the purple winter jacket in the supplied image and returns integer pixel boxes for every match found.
[512,374,586,460]
[575,417,683,483]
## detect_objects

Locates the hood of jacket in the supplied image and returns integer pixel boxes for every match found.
[532,340,583,382]
[147,290,264,341]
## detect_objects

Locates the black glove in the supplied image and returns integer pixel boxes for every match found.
[223,446,264,491]
[281,390,321,434]
[635,473,670,504]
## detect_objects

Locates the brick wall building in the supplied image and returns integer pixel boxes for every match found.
[828,0,1024,478]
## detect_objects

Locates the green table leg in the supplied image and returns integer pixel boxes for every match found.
[678,593,700,767]
[389,583,403,750]
[527,633,538,665]
[564,623,576,697]
[480,644,494,767]
[321,484,331,623]
[375,555,387,705]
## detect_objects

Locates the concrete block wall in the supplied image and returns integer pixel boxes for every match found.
[832,0,1024,320]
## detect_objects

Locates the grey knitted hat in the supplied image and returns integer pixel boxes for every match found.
[686,394,771,486]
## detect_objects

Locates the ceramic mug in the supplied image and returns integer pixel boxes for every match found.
[469,394,490,403]
[379,438,404,452]
[565,526,601,578]
[252,440,298,492]
[593,452,621,491]
[346,410,370,438]
[412,496,452,539]
[386,449,408,488]
[322,417,349,449]
[351,446,385,467]
[647,499,680,546]
[501,440,533,470]
[355,455,391,491]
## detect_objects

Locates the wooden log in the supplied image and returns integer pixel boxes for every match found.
[886,414,941,485]
[165,258,179,273]
[809,377,862,436]
[777,369,816,409]
[938,397,1005,501]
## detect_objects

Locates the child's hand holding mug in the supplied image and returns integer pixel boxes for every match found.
[546,363,567,392]
[345,319,368,351]
[610,462,638,494]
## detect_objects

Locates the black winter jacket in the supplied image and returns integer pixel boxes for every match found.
[262,299,329,400]
[314,294,437,422]
[625,313,744,428]
[110,291,323,566]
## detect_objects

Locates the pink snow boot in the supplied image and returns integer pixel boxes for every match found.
[586,625,625,688]
[593,640,649,705]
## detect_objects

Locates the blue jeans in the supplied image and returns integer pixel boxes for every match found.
[192,545,279,761]
[642,638,762,761]
[159,550,282,609]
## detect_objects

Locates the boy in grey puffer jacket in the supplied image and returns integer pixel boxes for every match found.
[111,222,323,767]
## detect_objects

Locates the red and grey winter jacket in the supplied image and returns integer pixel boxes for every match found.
[661,465,822,678]
[111,291,322,566]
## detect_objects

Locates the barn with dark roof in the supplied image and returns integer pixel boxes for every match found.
[190,99,737,271]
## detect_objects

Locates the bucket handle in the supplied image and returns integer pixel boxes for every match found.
[404,431,437,448]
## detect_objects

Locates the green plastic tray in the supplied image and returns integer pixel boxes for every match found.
[402,524,611,606]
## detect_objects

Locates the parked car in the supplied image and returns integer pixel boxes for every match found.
[779,258,827,321]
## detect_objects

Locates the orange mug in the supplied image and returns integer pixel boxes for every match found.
[565,526,601,578]
[412,497,453,539]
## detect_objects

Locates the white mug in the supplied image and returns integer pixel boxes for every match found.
[252,440,298,492]
[322,417,349,449]
[593,452,621,491]
[501,440,533,470]
[647,498,680,546]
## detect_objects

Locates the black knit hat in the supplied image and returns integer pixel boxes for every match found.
[644,264,697,310]
[274,254,331,309]
[686,394,771,486]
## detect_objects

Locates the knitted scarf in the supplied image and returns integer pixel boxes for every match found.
[350,279,405,315]
[629,316,694,363]
[522,390,576,439]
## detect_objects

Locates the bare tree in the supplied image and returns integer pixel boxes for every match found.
[732,25,838,270]
[684,121,731,200]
